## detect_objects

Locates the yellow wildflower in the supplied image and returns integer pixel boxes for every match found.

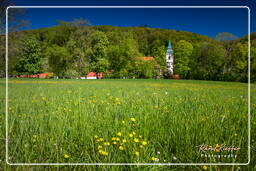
[64,154,70,159]
[102,151,108,156]
[98,145,102,149]
[122,139,127,143]
[135,151,139,156]
[117,132,122,136]
[142,141,147,146]
[130,117,136,122]
[139,135,142,138]
[99,150,108,156]
[134,138,139,143]
[119,146,124,150]
[94,135,99,139]
[111,137,116,141]
[122,120,125,124]
[113,141,117,145]
[152,157,156,161]
[104,142,110,146]
[202,165,208,170]
[99,138,104,142]
[132,131,136,135]
[129,134,133,138]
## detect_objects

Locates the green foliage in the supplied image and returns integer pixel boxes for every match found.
[90,31,109,62]
[15,37,42,75]
[90,58,110,74]
[45,45,70,76]
[173,40,193,78]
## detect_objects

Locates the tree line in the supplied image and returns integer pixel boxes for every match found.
[1,19,255,82]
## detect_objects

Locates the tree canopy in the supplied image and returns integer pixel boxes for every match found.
[2,20,255,82]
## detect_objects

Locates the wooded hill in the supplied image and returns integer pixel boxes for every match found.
[1,21,255,82]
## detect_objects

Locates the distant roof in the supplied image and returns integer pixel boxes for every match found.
[142,56,154,61]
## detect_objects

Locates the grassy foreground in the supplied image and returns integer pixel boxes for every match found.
[0,79,255,170]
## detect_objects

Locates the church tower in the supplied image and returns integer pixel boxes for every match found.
[166,40,173,75]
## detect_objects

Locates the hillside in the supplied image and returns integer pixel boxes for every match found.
[0,23,255,82]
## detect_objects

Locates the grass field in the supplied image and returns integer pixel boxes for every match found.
[0,79,255,170]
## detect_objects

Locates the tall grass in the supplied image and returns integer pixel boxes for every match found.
[2,79,250,165]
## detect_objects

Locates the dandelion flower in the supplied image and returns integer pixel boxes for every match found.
[119,146,124,150]
[142,141,147,146]
[102,151,108,156]
[117,132,122,136]
[97,145,103,149]
[122,139,127,143]
[122,120,125,124]
[104,142,110,146]
[129,134,133,138]
[99,138,104,142]
[152,157,156,161]
[202,165,208,170]
[111,137,116,141]
[94,135,99,139]
[64,154,70,159]
[130,118,136,122]
[113,141,117,145]
[135,151,139,156]
[132,131,136,135]
[134,138,139,143]
[116,138,120,141]
[139,135,142,138]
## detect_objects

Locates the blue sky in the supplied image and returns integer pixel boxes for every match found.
[9,0,254,39]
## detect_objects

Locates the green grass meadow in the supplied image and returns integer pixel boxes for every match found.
[0,79,255,170]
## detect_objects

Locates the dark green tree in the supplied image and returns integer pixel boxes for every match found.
[45,45,70,76]
[15,37,42,75]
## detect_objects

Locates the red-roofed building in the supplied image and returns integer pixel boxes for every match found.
[86,72,103,79]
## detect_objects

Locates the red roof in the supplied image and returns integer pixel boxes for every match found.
[38,72,52,78]
[142,56,154,61]
[86,72,103,79]
[87,72,97,77]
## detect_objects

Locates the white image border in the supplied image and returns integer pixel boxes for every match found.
[5,6,251,166]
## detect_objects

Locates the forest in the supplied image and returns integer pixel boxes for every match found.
[0,19,255,82]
